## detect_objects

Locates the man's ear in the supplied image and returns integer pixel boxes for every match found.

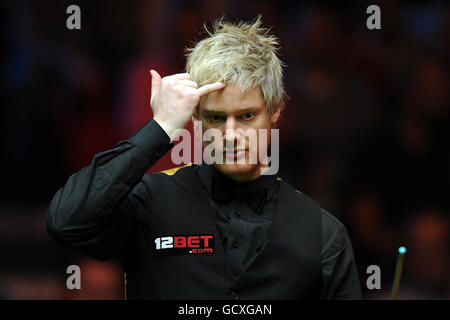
[270,102,282,124]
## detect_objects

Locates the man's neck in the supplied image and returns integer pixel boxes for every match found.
[222,163,271,183]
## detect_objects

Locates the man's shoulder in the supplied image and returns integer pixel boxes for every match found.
[143,163,194,181]
[156,163,194,176]
[321,208,350,256]
[277,178,322,212]
[278,178,347,234]
[140,163,202,194]
[321,209,346,233]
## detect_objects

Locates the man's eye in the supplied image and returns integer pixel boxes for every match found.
[208,115,225,122]
[241,113,254,120]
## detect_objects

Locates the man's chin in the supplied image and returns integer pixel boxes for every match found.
[213,162,260,182]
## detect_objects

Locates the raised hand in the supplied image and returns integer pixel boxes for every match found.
[150,70,226,140]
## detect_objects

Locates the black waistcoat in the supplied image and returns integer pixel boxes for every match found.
[125,165,321,299]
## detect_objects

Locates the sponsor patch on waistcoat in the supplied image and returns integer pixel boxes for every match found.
[153,234,215,256]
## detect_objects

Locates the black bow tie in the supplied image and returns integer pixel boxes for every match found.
[212,179,268,214]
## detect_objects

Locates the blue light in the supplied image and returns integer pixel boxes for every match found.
[398,246,406,254]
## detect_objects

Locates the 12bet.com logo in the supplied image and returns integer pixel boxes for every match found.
[153,234,215,256]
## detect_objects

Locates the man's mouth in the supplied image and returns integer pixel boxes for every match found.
[224,149,247,160]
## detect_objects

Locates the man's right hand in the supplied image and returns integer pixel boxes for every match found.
[150,70,226,140]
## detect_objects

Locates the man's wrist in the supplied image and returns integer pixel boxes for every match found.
[153,117,179,141]
[129,118,173,163]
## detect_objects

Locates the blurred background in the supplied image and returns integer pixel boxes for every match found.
[1,0,449,299]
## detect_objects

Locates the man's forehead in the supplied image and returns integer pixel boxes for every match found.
[200,84,265,112]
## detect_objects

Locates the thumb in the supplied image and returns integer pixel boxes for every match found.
[150,69,161,98]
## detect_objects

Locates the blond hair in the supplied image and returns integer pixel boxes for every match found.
[185,15,286,115]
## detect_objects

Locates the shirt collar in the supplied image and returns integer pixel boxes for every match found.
[196,164,279,208]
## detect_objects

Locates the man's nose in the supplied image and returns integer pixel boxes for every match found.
[224,117,239,142]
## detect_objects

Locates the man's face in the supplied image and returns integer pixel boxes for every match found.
[197,84,280,182]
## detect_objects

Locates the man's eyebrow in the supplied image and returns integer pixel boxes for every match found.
[202,109,225,114]
[238,106,260,112]
[203,106,260,114]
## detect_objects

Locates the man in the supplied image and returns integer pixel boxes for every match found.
[45,16,362,299]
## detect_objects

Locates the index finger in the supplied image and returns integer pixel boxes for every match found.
[196,82,226,97]
[165,73,191,81]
